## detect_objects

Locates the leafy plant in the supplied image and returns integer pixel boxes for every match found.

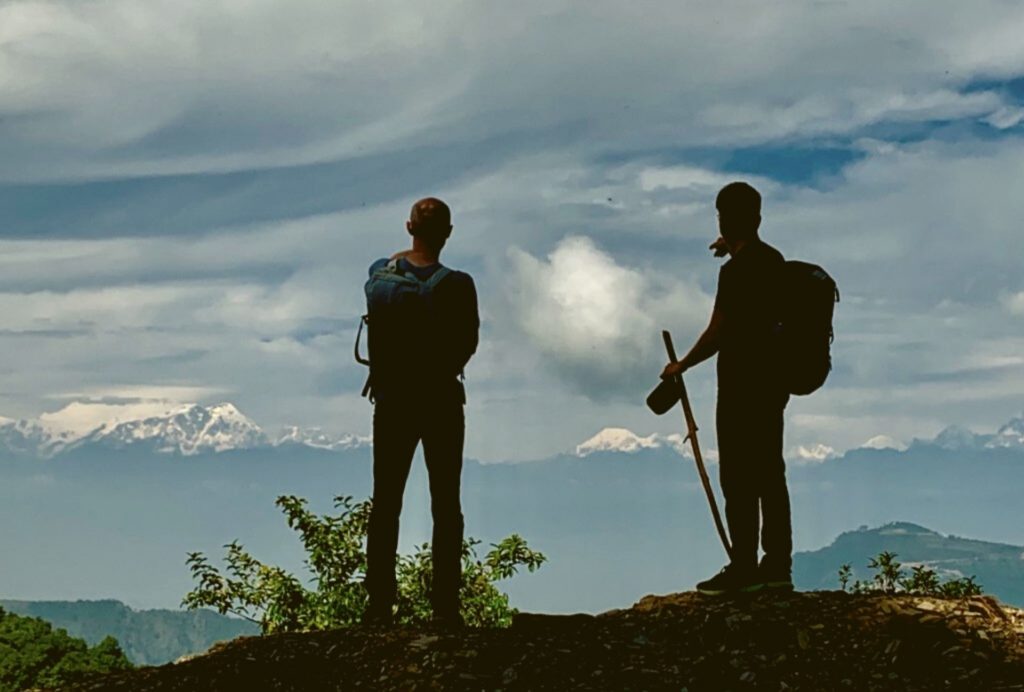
[936,575,982,598]
[183,495,546,632]
[868,550,902,593]
[901,564,940,595]
[837,552,983,598]
[837,563,852,592]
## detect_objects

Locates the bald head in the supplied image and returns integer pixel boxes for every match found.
[410,197,451,232]
[406,197,453,251]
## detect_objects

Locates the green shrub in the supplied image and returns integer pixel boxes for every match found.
[183,495,546,632]
[838,552,982,598]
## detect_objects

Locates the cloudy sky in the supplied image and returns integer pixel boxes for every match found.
[2,0,1023,461]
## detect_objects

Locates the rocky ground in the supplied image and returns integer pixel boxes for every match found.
[56,590,1024,691]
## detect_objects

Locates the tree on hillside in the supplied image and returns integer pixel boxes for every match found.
[0,606,133,692]
[183,495,546,632]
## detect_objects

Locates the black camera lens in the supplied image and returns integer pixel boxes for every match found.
[646,378,681,415]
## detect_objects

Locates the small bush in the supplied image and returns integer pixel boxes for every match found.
[183,495,546,632]
[838,552,983,598]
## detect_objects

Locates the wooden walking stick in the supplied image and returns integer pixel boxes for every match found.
[662,330,733,560]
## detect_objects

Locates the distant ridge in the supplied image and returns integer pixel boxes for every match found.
[0,599,258,666]
[794,522,1024,606]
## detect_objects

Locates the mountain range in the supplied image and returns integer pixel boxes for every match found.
[3,401,1022,461]
[574,415,1024,460]
[1,404,1022,615]
[0,402,370,458]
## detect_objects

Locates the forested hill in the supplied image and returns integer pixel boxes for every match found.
[793,522,1024,606]
[0,599,257,665]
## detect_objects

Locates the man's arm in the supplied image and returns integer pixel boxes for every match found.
[444,273,479,376]
[457,276,480,370]
[661,308,724,379]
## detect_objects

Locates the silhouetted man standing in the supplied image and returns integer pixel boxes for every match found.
[662,182,793,594]
[363,198,479,626]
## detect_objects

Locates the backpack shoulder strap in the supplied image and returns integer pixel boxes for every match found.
[422,265,452,290]
[354,314,370,365]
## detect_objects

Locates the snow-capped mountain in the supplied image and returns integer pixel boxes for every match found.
[574,427,686,457]
[986,415,1024,449]
[576,413,1024,464]
[0,402,370,458]
[0,418,86,458]
[860,435,908,452]
[275,426,372,451]
[930,425,987,451]
[76,403,268,455]
[915,414,1024,452]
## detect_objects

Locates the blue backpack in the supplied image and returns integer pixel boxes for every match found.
[355,259,453,400]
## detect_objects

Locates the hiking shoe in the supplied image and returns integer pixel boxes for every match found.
[757,559,795,591]
[360,604,395,627]
[696,565,761,595]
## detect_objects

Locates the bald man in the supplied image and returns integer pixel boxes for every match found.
[362,198,479,628]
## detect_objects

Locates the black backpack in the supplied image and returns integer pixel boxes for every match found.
[778,261,839,395]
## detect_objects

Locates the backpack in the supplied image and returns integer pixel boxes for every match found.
[354,258,453,400]
[777,261,839,395]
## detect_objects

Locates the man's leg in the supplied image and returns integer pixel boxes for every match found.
[364,399,420,617]
[421,397,466,619]
[698,395,764,594]
[716,396,760,574]
[757,395,793,583]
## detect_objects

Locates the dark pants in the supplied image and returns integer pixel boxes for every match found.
[364,396,465,613]
[716,390,792,574]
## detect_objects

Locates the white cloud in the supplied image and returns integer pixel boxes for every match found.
[701,88,1003,143]
[0,284,210,331]
[37,400,181,436]
[984,106,1024,130]
[790,443,838,464]
[506,235,711,400]
[50,385,224,402]
[638,166,739,193]
[1002,292,1024,315]
[3,1,1024,181]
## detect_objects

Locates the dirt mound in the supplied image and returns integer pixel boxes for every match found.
[56,591,1024,691]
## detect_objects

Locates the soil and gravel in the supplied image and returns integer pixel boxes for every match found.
[55,590,1024,691]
